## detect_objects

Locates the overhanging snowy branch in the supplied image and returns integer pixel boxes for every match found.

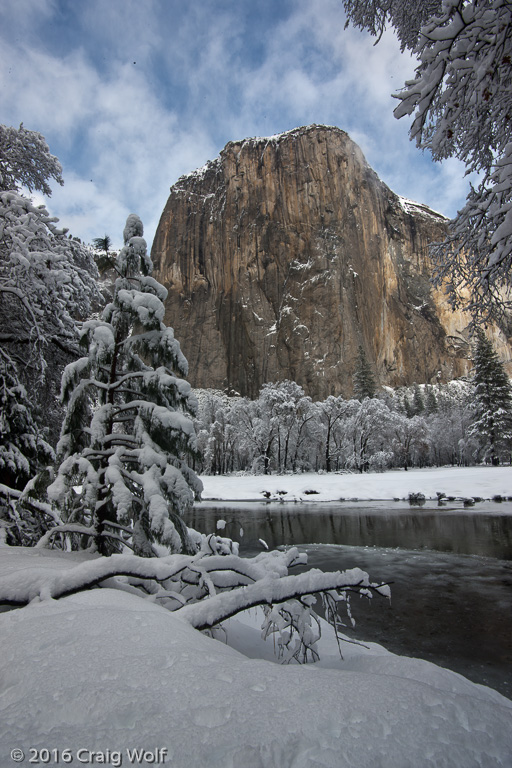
[0,546,390,630]
[0,552,195,605]
[178,568,390,631]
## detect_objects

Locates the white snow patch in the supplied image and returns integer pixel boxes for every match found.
[398,195,447,221]
[0,552,510,768]
[200,466,512,502]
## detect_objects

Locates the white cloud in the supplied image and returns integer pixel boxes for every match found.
[0,44,96,141]
[0,0,471,249]
[0,24,218,247]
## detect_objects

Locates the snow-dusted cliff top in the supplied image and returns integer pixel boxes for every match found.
[398,195,447,222]
[175,125,349,186]
[174,125,447,223]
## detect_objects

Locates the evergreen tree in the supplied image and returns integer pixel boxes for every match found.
[47,215,202,556]
[352,345,377,401]
[93,234,117,274]
[93,235,112,256]
[403,395,414,419]
[468,329,512,465]
[0,125,98,456]
[0,356,54,490]
[424,384,438,416]
[412,384,425,416]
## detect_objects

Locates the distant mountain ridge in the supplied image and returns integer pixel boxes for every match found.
[151,124,510,398]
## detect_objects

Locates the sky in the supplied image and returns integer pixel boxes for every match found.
[0,0,472,250]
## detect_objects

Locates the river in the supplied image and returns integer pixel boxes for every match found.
[185,500,512,698]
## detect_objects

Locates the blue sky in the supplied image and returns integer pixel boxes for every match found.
[0,0,472,249]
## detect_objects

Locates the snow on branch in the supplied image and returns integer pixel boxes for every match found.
[344,1,512,321]
[0,123,63,196]
[0,552,194,605]
[0,541,389,667]
[178,568,390,631]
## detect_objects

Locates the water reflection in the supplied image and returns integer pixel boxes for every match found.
[184,502,512,698]
[302,544,512,700]
[187,501,512,560]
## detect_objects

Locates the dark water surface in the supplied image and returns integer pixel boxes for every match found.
[185,501,512,698]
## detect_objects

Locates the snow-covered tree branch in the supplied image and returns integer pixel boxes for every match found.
[0,542,390,663]
[0,123,63,196]
[178,566,390,632]
[343,0,512,322]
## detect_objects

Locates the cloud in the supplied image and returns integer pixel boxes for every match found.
[0,18,218,247]
[0,0,470,250]
[0,0,56,40]
[0,44,96,142]
[224,3,415,155]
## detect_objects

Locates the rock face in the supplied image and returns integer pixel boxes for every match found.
[152,125,483,399]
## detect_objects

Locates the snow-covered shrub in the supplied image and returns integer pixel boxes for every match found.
[368,451,393,473]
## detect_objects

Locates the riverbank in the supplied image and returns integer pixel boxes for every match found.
[1,546,511,767]
[200,465,512,503]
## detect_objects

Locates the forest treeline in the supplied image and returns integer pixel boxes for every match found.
[193,373,511,476]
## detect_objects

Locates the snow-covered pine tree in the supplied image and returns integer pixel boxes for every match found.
[352,345,377,401]
[468,329,512,465]
[93,234,117,275]
[412,383,425,416]
[424,384,438,416]
[0,356,54,491]
[0,124,98,490]
[0,123,63,196]
[47,214,202,556]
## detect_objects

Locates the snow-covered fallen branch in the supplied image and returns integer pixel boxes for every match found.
[0,551,197,605]
[0,546,303,605]
[0,543,390,662]
[177,568,389,631]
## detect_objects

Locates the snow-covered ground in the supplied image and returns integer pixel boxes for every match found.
[1,544,511,767]
[200,465,512,502]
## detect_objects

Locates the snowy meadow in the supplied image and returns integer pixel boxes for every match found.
[199,464,512,502]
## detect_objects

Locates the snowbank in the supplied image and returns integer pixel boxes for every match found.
[200,466,512,502]
[0,547,511,767]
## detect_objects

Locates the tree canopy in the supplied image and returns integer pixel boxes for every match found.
[0,123,63,196]
[92,235,112,255]
[0,124,98,488]
[343,0,512,323]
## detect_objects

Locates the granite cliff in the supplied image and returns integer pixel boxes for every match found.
[152,125,500,399]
